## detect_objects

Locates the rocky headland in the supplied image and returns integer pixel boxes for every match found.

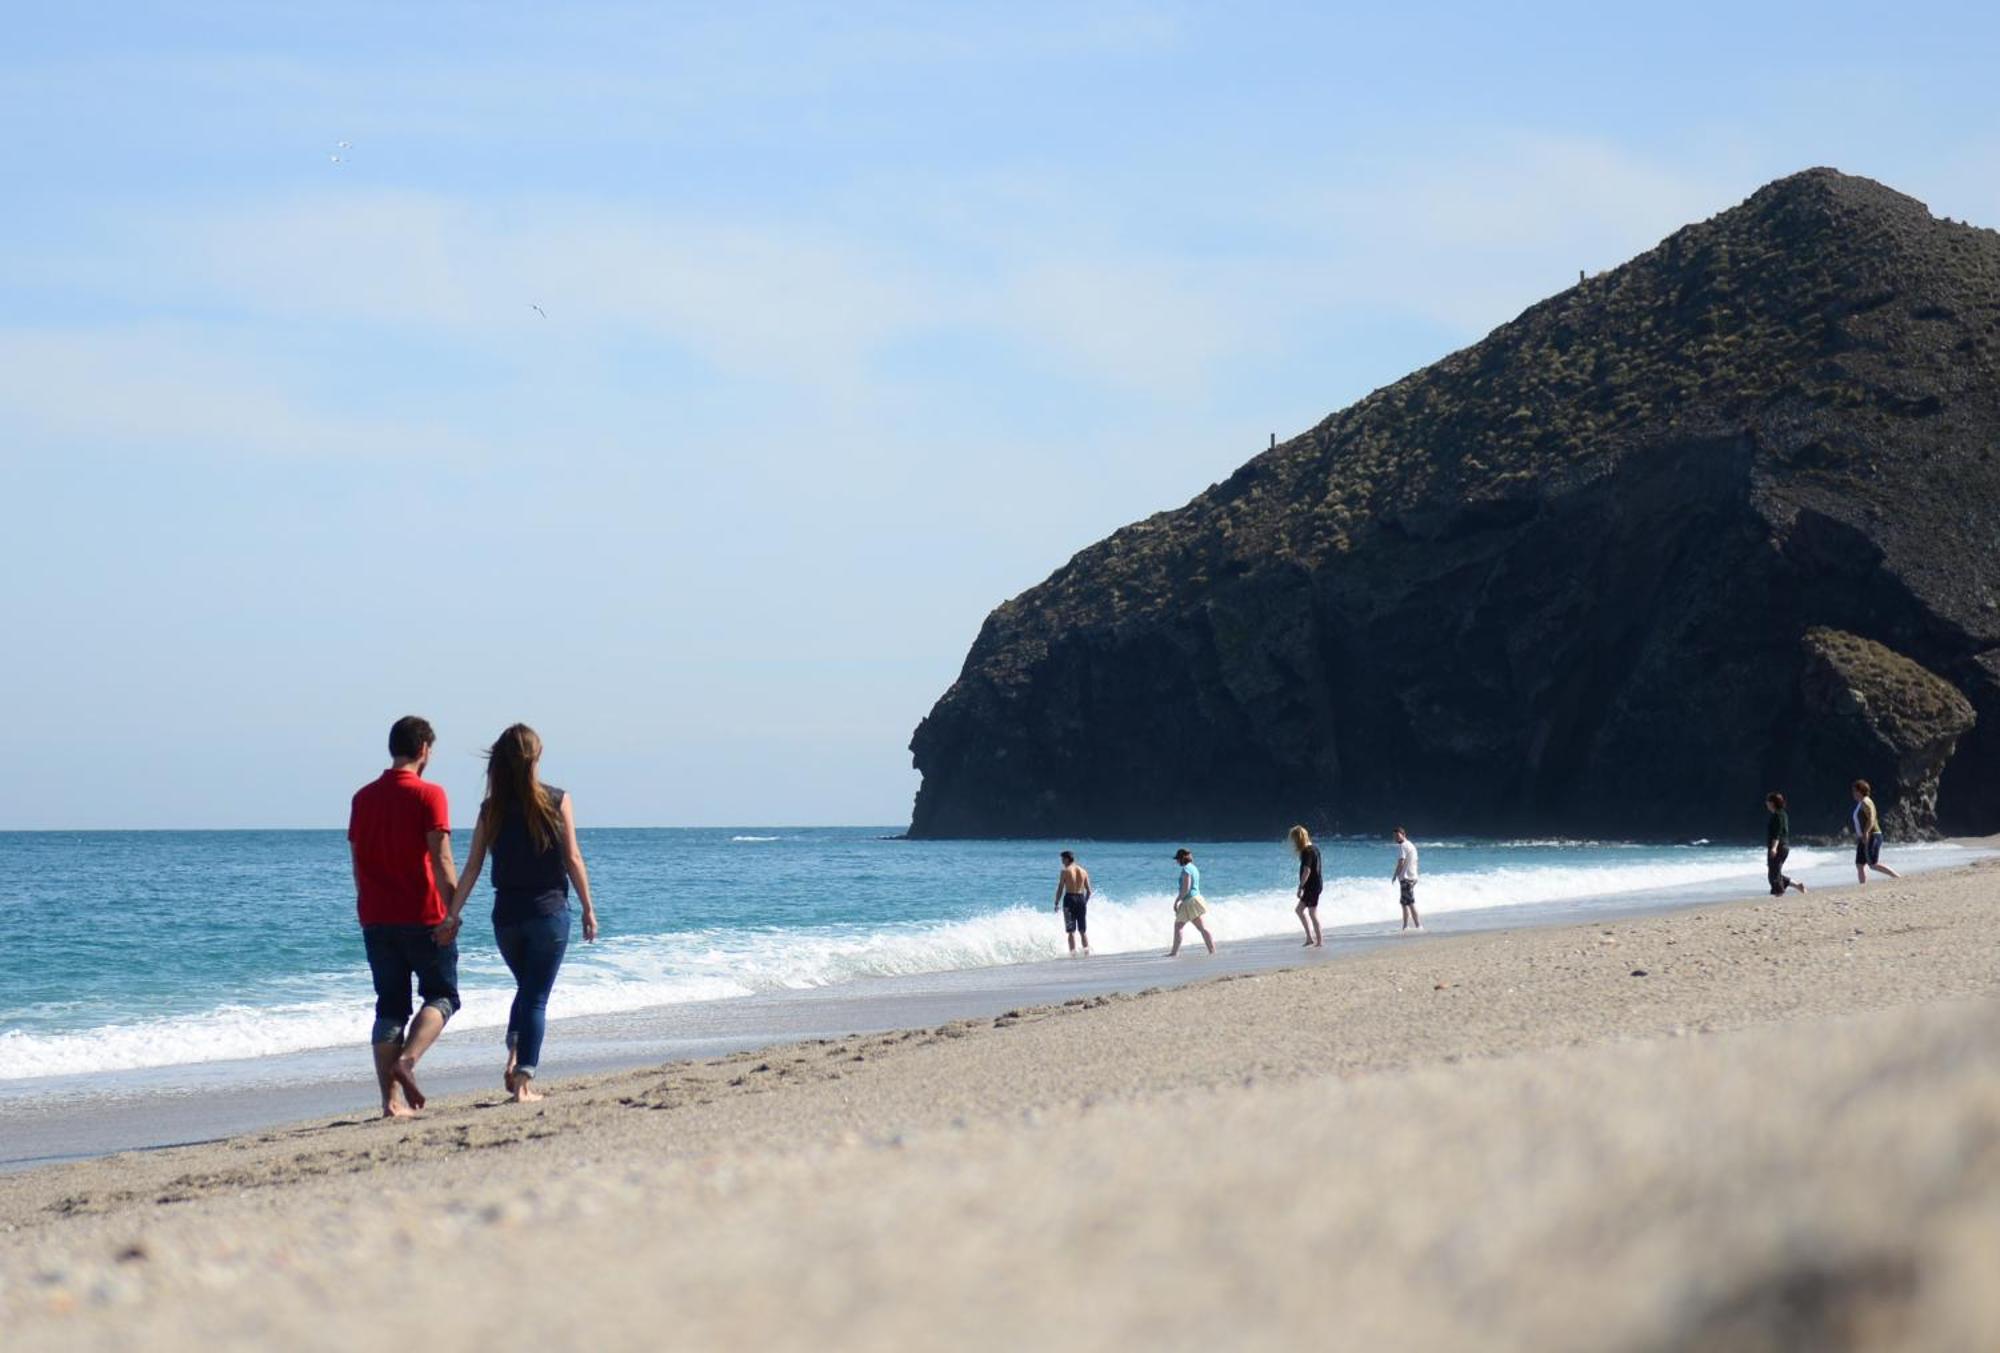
[910,169,2000,841]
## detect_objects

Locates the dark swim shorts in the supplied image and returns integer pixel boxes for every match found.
[1856,832,1882,867]
[1399,879,1418,907]
[1062,892,1088,934]
[1299,885,1322,909]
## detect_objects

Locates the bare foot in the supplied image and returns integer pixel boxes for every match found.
[504,1046,518,1093]
[390,1058,427,1111]
[1302,939,1316,947]
[511,1079,544,1103]
[382,1095,419,1120]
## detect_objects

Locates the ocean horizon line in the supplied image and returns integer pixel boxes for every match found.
[0,822,913,836]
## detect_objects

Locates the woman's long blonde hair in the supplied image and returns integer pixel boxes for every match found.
[1289,825,1312,852]
[479,723,564,852]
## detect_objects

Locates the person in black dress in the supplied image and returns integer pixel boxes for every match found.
[1290,825,1324,947]
[1765,792,1806,897]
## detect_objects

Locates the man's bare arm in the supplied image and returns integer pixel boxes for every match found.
[428,829,459,907]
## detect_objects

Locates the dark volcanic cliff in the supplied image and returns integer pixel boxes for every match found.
[909,170,2000,842]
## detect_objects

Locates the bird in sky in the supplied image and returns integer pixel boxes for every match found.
[531,304,548,319]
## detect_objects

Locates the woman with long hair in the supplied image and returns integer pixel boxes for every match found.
[442,724,599,1102]
[1289,825,1323,947]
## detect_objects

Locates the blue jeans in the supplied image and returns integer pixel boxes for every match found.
[494,908,570,1077]
[362,924,460,1045]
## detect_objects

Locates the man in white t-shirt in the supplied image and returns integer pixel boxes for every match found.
[1392,827,1421,931]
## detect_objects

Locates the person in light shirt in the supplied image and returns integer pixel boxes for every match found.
[1392,827,1421,931]
[1850,779,1900,886]
[1166,848,1216,956]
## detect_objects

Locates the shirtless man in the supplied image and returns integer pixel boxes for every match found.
[1055,850,1092,955]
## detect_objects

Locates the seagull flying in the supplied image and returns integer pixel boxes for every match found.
[531,304,548,319]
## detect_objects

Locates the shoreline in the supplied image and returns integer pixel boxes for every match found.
[4,857,1998,1347]
[3,840,1991,1171]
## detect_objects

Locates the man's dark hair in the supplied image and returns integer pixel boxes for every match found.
[388,716,436,759]
[1767,792,1786,810]
[1852,778,1872,797]
[1060,850,1075,864]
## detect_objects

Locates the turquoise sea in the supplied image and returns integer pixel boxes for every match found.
[2,827,1981,1088]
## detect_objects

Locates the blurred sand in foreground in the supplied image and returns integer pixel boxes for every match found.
[5,860,1999,1351]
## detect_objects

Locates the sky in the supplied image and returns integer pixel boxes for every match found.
[3,2,1998,829]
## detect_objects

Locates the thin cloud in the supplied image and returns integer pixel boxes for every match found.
[0,327,483,463]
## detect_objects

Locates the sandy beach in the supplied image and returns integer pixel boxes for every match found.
[5,858,1999,1351]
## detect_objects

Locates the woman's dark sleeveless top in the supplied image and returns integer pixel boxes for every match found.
[491,787,569,923]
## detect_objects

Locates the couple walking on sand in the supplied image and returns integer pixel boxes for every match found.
[348,716,600,1117]
[1289,825,1421,948]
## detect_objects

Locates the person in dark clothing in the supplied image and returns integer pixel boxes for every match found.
[1289,825,1324,947]
[1765,792,1806,897]
[443,724,600,1102]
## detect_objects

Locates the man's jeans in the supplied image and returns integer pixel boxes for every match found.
[363,924,461,1045]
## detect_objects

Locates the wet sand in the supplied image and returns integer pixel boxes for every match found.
[5,859,1999,1350]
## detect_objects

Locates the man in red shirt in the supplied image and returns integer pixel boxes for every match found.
[349,715,461,1117]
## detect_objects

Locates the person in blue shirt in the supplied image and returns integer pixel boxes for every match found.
[1167,848,1216,956]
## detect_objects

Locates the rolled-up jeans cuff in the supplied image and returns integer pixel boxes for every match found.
[371,1017,407,1045]
[424,995,459,1022]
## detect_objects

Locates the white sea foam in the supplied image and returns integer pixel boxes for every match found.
[730,835,782,842]
[0,842,1979,1082]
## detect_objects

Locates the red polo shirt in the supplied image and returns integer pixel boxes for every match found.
[348,769,451,926]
